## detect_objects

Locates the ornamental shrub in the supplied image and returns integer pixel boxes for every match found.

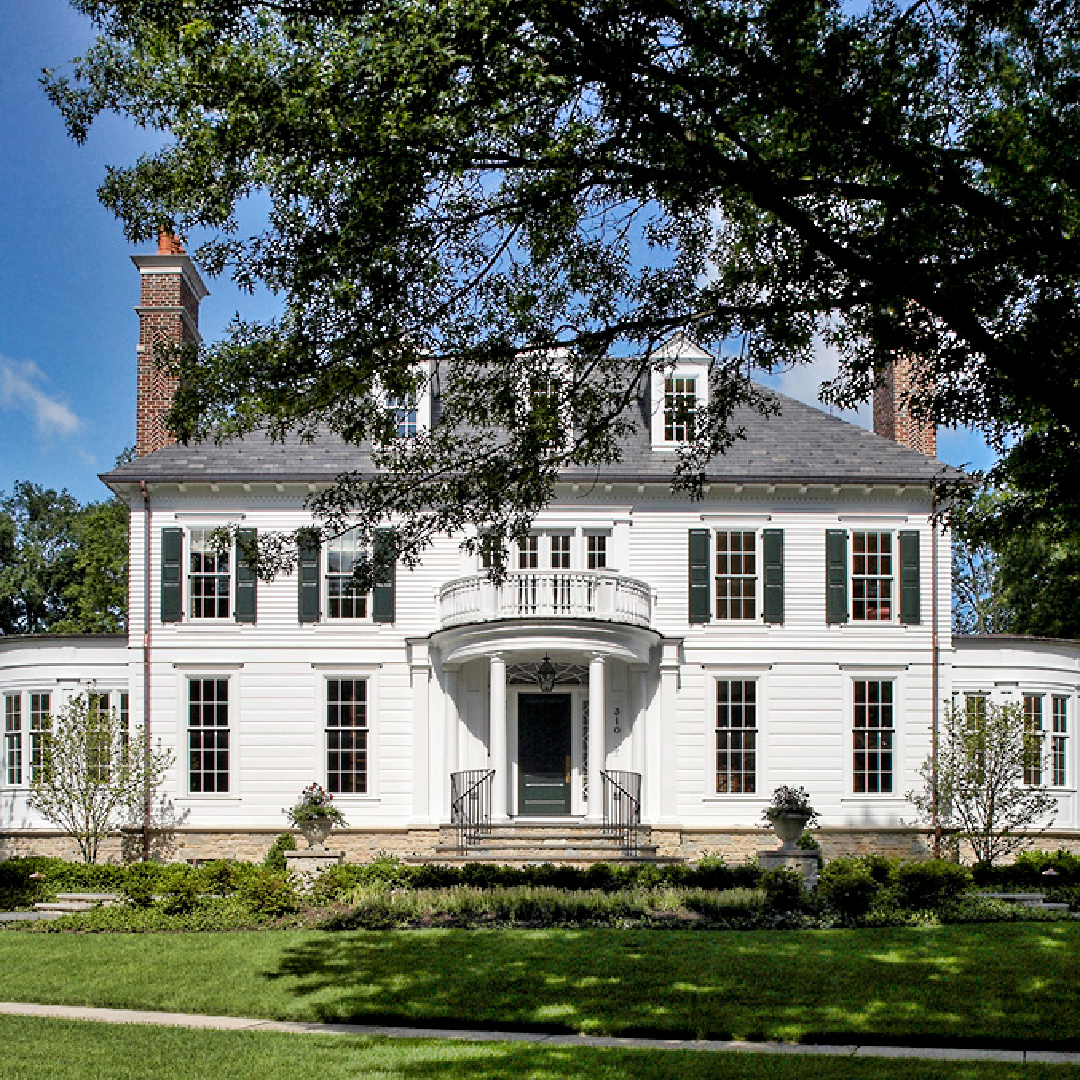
[819,858,881,921]
[761,868,807,913]
[892,859,972,909]
[262,832,297,871]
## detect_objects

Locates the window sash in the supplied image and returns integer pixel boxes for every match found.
[188,679,229,793]
[189,529,231,619]
[715,530,757,620]
[326,528,369,619]
[852,532,893,621]
[29,692,50,784]
[664,376,696,441]
[716,680,757,794]
[853,680,894,793]
[1052,695,1068,787]
[1024,694,1045,786]
[4,694,22,786]
[326,678,368,794]
[586,534,607,569]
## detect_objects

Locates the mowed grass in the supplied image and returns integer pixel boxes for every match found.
[1,923,1077,1046]
[0,1015,1071,1080]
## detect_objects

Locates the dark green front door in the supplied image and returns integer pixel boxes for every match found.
[517,693,572,815]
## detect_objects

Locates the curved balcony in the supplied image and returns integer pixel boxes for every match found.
[438,570,652,630]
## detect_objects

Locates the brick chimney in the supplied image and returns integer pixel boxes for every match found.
[873,354,937,457]
[131,232,209,456]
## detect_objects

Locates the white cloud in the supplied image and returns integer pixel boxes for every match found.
[759,338,872,430]
[0,355,85,440]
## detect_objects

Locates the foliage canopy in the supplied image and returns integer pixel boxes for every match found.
[49,0,1080,567]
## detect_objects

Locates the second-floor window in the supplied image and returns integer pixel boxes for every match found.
[852,531,892,622]
[326,528,368,619]
[715,530,756,620]
[189,528,230,619]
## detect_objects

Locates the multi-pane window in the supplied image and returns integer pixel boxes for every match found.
[852,532,893,621]
[518,535,540,569]
[586,534,607,569]
[189,528,230,619]
[326,528,368,619]
[326,678,368,794]
[389,396,417,438]
[664,375,697,441]
[715,531,756,620]
[550,535,571,569]
[4,694,22,786]
[853,680,894,793]
[1052,695,1069,788]
[964,693,988,728]
[29,693,51,784]
[716,680,756,793]
[188,678,229,793]
[1024,694,1045,785]
[86,693,114,782]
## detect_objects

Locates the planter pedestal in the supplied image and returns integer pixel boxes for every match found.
[285,849,344,888]
[758,847,819,890]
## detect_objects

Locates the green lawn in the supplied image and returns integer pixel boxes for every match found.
[2,923,1077,1046]
[0,1015,1070,1080]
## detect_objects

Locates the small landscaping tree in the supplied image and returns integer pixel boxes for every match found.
[27,692,172,863]
[909,698,1057,866]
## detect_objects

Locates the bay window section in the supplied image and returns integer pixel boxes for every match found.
[1023,694,1045,786]
[1052,695,1069,788]
[4,694,22,786]
[29,692,50,784]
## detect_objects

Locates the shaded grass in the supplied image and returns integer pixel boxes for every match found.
[0,924,1077,1046]
[0,1015,1070,1080]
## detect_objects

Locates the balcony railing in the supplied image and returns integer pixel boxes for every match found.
[438,570,652,629]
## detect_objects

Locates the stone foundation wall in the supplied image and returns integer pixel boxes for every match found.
[2,826,1078,865]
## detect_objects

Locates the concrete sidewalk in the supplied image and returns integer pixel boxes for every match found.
[0,1001,1077,1065]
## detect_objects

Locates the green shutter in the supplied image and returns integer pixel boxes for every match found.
[688,529,711,623]
[826,529,848,625]
[161,527,183,623]
[235,528,257,623]
[763,528,784,624]
[899,530,921,624]
[372,529,396,623]
[297,531,321,623]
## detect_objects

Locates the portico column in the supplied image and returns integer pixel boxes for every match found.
[587,653,606,823]
[489,653,509,820]
[409,642,431,823]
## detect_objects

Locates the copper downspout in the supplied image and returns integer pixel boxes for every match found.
[931,490,941,859]
[140,480,153,862]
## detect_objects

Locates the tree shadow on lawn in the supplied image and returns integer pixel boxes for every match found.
[259,925,1080,1049]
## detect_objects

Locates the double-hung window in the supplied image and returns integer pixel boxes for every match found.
[188,678,229,793]
[389,396,417,438]
[715,531,757,620]
[586,534,607,569]
[326,528,368,619]
[29,692,51,784]
[1024,694,1045,785]
[189,528,230,619]
[853,680,894,793]
[326,678,368,794]
[852,532,893,622]
[664,375,697,442]
[716,680,757,793]
[1052,695,1069,788]
[4,694,22,786]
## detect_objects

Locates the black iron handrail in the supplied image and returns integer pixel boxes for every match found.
[450,769,495,852]
[601,769,642,856]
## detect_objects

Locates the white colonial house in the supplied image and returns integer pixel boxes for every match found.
[1,241,1077,864]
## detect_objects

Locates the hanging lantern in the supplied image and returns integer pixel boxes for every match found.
[537,654,557,694]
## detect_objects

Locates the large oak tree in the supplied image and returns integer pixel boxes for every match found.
[50,0,1080,575]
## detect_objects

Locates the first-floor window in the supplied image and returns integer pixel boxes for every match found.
[29,693,51,784]
[1052,695,1069,788]
[716,680,756,793]
[4,694,22,786]
[189,678,229,793]
[326,678,367,794]
[853,680,893,793]
[1024,694,1045,785]
[586,534,608,569]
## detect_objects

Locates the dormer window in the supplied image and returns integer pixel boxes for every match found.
[648,334,711,448]
[389,396,418,438]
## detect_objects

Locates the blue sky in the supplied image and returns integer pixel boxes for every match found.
[0,1,996,507]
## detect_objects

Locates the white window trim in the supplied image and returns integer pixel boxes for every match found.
[651,359,709,449]
[849,528,897,625]
[186,526,234,622]
[180,673,237,799]
[712,527,761,623]
[315,670,380,801]
[324,527,372,623]
[847,674,902,798]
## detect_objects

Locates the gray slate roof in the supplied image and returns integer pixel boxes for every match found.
[102,385,956,489]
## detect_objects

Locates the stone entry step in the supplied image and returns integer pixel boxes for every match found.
[415,824,672,865]
[34,892,121,914]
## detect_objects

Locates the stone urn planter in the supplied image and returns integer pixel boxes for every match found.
[296,816,335,851]
[766,810,812,851]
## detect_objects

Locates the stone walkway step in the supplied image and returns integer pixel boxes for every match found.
[0,1001,1075,1065]
[33,892,121,914]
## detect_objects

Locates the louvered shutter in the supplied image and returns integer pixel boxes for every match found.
[763,529,784,624]
[161,527,183,623]
[826,529,848,624]
[899,530,921,624]
[688,529,711,623]
[234,528,257,623]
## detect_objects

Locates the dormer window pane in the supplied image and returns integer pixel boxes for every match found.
[389,397,417,438]
[664,376,697,441]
